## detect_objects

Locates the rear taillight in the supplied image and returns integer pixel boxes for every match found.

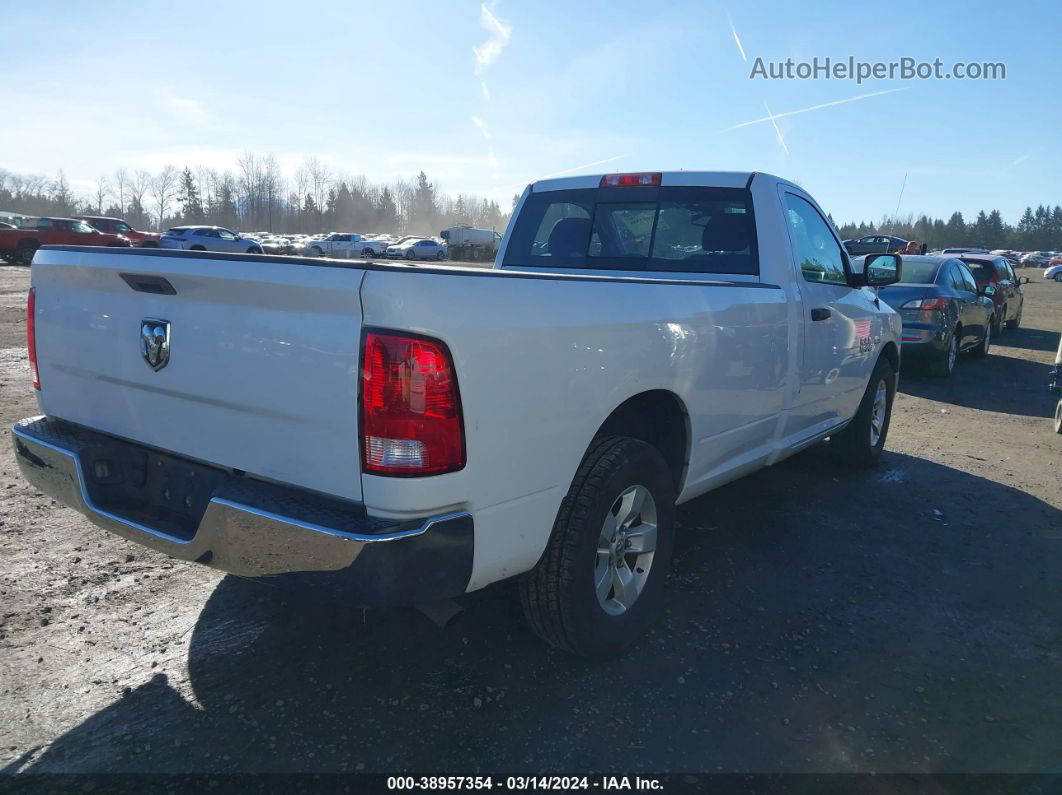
[361,330,465,476]
[901,297,947,311]
[600,172,661,187]
[27,287,39,390]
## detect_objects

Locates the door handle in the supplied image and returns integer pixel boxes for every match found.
[811,307,831,321]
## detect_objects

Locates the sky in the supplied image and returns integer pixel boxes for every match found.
[1,0,1058,224]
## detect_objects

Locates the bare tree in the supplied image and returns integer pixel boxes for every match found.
[150,166,180,231]
[129,170,152,228]
[305,156,332,232]
[113,169,128,216]
[93,176,110,214]
[51,170,74,215]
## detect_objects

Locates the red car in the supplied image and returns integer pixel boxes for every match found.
[0,217,132,265]
[959,254,1027,333]
[74,215,161,247]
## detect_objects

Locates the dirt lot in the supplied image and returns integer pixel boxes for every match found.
[0,263,1059,776]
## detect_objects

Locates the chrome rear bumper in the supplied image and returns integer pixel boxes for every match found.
[12,416,473,605]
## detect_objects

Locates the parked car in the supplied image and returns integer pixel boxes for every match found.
[0,217,132,265]
[304,233,387,258]
[1045,263,1062,281]
[385,237,447,260]
[959,254,1027,333]
[159,226,264,254]
[875,255,993,376]
[1051,334,1062,434]
[1022,251,1054,268]
[74,215,161,247]
[14,170,903,657]
[844,234,909,256]
[940,247,989,256]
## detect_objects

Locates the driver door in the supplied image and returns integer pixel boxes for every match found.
[780,189,882,435]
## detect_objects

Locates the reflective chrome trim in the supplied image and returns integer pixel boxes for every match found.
[12,418,471,579]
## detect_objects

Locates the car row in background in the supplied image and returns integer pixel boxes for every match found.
[160,226,264,254]
[860,254,1028,378]
[0,217,134,264]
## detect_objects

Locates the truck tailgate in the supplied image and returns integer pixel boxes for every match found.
[31,248,366,502]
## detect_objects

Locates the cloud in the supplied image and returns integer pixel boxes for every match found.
[535,154,629,181]
[1011,152,1032,166]
[763,102,789,156]
[471,116,500,179]
[727,88,908,130]
[158,94,213,125]
[472,2,512,100]
[727,14,747,63]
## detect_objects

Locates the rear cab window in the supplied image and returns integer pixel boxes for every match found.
[502,186,758,275]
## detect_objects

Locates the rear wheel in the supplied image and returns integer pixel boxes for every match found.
[929,329,959,377]
[190,245,205,251]
[520,436,676,658]
[831,357,896,467]
[436,251,445,261]
[14,240,39,266]
[1055,399,1062,434]
[991,308,1004,336]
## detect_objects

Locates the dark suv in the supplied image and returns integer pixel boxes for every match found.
[959,255,1027,334]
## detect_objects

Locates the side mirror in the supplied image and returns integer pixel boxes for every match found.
[1022,276,1031,284]
[981,284,997,297]
[862,253,901,287]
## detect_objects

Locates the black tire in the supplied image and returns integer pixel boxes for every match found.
[1054,273,1062,282]
[519,436,676,658]
[928,329,959,377]
[14,240,38,266]
[436,251,446,261]
[406,250,416,260]
[991,308,1003,337]
[246,247,259,254]
[1006,306,1022,329]
[1055,399,1062,435]
[189,245,205,251]
[971,320,991,359]
[831,356,896,467]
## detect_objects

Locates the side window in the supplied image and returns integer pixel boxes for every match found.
[783,193,848,286]
[946,264,964,291]
[218,229,237,240]
[958,264,978,293]
[995,261,1009,281]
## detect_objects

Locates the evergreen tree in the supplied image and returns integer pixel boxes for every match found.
[177,167,205,223]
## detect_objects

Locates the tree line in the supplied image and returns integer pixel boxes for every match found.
[0,154,510,236]
[835,205,1062,252]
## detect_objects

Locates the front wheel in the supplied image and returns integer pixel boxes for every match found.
[14,240,38,266]
[436,251,445,261]
[1055,273,1062,282]
[406,250,416,260]
[520,436,676,658]
[831,356,896,467]
[972,321,991,359]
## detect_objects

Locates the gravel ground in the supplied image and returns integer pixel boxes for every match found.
[0,263,1060,775]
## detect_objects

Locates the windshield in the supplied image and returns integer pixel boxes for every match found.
[898,259,941,283]
[503,186,758,274]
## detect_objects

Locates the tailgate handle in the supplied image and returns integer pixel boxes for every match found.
[120,273,176,295]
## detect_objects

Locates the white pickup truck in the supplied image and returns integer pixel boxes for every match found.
[14,171,903,657]
[305,233,387,258]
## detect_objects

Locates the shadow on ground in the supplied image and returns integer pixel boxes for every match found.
[900,331,1058,418]
[9,444,1062,775]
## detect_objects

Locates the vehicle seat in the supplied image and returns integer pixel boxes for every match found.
[547,217,591,259]
[701,213,751,253]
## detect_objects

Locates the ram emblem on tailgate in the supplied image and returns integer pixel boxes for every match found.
[140,319,171,371]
